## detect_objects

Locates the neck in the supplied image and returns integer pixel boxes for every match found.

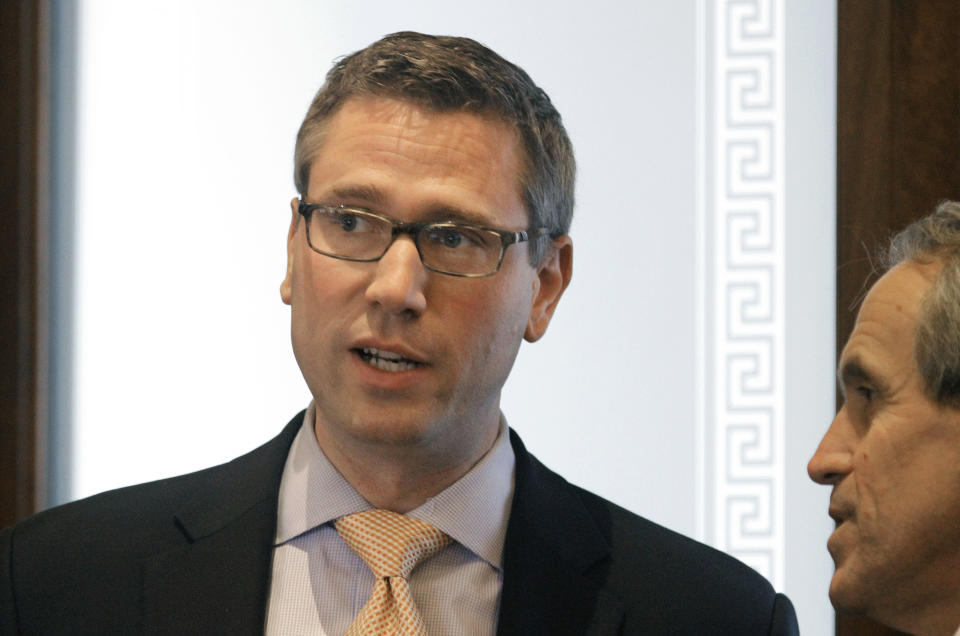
[312,412,501,513]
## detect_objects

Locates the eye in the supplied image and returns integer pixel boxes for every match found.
[322,210,375,234]
[439,228,463,248]
[855,385,874,402]
[337,213,359,232]
[426,226,479,249]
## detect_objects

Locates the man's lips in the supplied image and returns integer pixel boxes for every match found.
[351,344,427,373]
[828,505,853,527]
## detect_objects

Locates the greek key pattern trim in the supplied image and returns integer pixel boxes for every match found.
[700,0,785,588]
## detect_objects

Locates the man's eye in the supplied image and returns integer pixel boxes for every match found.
[427,227,477,249]
[855,386,874,401]
[338,214,359,231]
[326,212,371,233]
[439,229,464,248]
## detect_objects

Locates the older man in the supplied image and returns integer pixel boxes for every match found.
[809,201,960,635]
[2,32,796,634]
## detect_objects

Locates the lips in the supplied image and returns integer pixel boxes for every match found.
[354,346,424,373]
[828,503,854,527]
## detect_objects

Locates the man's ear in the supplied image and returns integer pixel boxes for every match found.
[280,198,300,305]
[524,235,573,342]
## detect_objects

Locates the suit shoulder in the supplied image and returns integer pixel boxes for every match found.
[516,438,774,597]
[574,482,775,591]
[9,458,225,563]
[2,415,304,634]
[507,438,797,633]
[570,482,793,633]
[514,437,774,594]
[6,412,303,558]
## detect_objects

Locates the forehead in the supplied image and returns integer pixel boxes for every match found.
[307,97,523,201]
[840,260,941,378]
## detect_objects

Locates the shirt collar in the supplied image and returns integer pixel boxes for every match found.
[275,402,515,570]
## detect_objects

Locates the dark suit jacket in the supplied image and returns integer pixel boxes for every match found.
[1,411,799,634]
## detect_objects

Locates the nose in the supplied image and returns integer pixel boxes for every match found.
[364,236,428,316]
[807,406,854,485]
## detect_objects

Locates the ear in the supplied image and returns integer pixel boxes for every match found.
[280,198,300,305]
[524,235,573,342]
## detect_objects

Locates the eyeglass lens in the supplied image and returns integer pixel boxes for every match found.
[307,207,504,275]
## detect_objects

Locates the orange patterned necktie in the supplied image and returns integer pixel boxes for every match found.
[335,509,451,635]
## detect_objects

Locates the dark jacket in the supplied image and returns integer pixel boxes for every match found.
[1,411,799,634]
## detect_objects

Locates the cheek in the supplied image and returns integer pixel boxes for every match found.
[852,416,904,502]
[295,252,360,306]
[289,259,352,349]
[851,430,931,550]
[852,444,890,524]
[442,283,530,362]
[468,281,532,332]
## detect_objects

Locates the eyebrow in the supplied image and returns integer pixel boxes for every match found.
[837,357,884,399]
[323,184,499,227]
[326,184,387,208]
[418,206,495,227]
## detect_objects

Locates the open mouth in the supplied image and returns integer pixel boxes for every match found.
[355,347,423,372]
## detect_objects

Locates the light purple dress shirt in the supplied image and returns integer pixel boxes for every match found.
[264,403,516,635]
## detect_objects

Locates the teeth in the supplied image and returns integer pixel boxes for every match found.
[360,347,419,372]
[363,347,403,361]
[368,357,418,372]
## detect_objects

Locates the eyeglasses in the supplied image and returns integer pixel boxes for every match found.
[297,200,549,278]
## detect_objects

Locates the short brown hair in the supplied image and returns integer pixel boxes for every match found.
[886,201,960,407]
[293,31,575,264]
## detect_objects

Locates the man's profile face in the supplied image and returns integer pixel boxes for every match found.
[808,260,960,630]
[280,96,569,468]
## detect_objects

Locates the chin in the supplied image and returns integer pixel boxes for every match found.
[828,569,872,618]
[348,416,437,447]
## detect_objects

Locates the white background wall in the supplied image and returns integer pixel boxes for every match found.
[69,1,834,632]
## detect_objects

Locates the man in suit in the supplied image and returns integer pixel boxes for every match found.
[809,202,960,636]
[2,32,798,634]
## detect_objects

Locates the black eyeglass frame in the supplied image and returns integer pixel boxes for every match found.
[297,200,550,278]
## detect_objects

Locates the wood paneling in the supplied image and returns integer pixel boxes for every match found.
[836,0,960,634]
[838,0,960,353]
[0,1,46,528]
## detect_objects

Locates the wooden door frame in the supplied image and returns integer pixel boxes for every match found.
[0,1,49,528]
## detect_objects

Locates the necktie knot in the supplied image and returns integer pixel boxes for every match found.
[335,510,450,635]
[336,509,450,579]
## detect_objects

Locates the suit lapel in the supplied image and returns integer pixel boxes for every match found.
[138,417,621,633]
[497,430,624,636]
[141,412,304,635]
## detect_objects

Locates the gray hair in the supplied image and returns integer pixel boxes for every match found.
[293,31,575,265]
[886,200,960,407]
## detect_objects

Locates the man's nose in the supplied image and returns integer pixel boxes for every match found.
[364,236,428,316]
[807,407,854,485]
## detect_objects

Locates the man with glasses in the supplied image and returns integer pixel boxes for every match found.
[1,32,798,634]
